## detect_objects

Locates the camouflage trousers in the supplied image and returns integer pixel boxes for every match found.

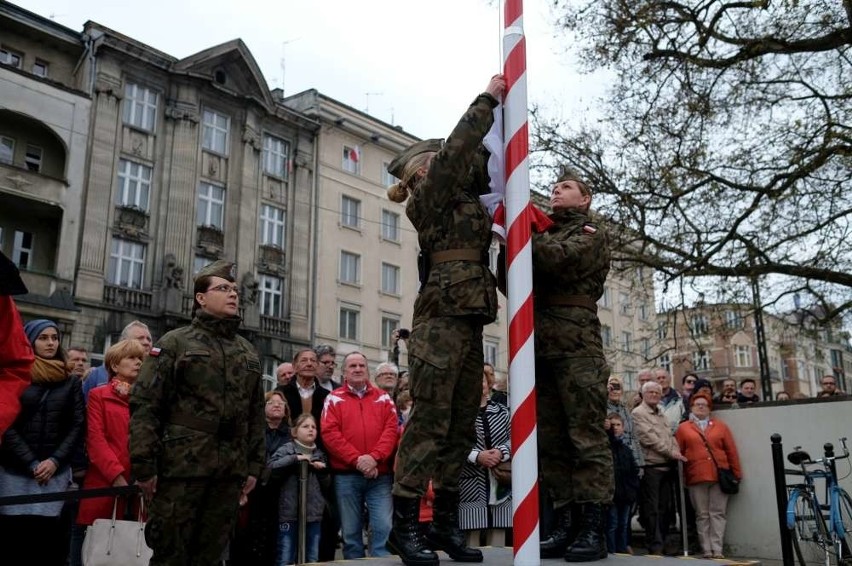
[536,356,614,506]
[145,477,242,566]
[393,316,484,499]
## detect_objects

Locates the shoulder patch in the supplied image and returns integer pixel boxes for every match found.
[149,347,162,357]
[582,223,598,235]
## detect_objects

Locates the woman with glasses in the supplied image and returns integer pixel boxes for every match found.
[675,393,742,559]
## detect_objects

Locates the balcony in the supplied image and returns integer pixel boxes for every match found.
[260,315,290,337]
[257,244,286,274]
[196,225,224,255]
[103,284,153,312]
[114,205,150,239]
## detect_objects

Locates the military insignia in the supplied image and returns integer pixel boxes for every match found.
[149,347,161,357]
[246,358,261,371]
[582,224,598,234]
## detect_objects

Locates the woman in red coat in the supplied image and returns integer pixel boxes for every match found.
[675,393,742,559]
[76,339,145,526]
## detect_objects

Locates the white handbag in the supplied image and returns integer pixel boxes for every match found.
[81,495,153,566]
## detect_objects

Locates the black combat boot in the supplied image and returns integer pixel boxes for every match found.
[388,495,439,566]
[564,503,607,562]
[541,504,574,558]
[426,490,484,562]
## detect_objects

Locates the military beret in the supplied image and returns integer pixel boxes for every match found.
[195,260,236,283]
[387,138,444,180]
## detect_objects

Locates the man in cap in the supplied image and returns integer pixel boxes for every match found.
[532,170,613,561]
[130,260,266,566]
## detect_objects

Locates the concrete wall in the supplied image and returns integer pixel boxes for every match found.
[713,397,852,559]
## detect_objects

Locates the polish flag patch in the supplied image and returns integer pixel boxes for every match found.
[582,224,598,234]
[149,347,162,357]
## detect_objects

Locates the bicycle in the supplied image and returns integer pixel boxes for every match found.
[786,437,852,566]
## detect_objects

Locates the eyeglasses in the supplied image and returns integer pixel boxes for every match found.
[207,284,239,294]
[320,360,336,366]
[685,379,696,385]
[722,394,736,399]
[608,384,621,391]
[692,402,709,408]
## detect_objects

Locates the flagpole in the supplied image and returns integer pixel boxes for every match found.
[502,1,540,565]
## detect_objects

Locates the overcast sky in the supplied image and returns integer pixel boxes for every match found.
[24,0,606,140]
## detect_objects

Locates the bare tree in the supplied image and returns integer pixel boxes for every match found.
[534,0,852,322]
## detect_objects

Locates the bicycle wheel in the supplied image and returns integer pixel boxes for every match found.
[791,492,831,566]
[835,489,852,565]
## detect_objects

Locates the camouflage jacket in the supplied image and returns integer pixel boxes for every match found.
[129,311,266,480]
[408,93,498,325]
[531,208,610,359]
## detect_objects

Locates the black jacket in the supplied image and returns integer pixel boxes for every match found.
[275,381,330,451]
[609,430,640,505]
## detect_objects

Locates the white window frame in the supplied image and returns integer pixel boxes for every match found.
[116,159,152,210]
[601,325,612,348]
[693,350,710,371]
[342,145,360,174]
[0,136,13,165]
[735,345,751,368]
[32,60,48,78]
[641,338,651,359]
[619,291,631,315]
[108,237,146,289]
[202,109,230,155]
[381,161,396,187]
[340,251,361,285]
[657,320,668,340]
[24,144,42,173]
[0,48,22,69]
[263,134,290,179]
[381,262,400,295]
[690,314,709,336]
[259,274,284,318]
[484,340,499,367]
[381,209,400,242]
[260,203,286,248]
[123,82,158,132]
[599,287,611,308]
[339,305,360,341]
[341,195,361,228]
[658,353,671,372]
[261,357,278,393]
[12,230,33,269]
[193,255,213,275]
[197,182,225,229]
[381,315,401,349]
[639,302,649,321]
[621,331,632,353]
[725,310,744,329]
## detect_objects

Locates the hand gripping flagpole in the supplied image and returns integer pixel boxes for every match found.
[502,1,540,564]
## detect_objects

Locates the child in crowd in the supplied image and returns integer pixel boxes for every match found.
[606,413,640,554]
[267,414,327,566]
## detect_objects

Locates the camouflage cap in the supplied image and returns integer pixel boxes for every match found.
[387,138,443,179]
[195,260,236,283]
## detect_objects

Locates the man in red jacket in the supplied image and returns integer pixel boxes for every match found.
[0,251,34,441]
[322,351,399,559]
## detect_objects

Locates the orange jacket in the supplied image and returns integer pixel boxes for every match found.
[675,418,743,486]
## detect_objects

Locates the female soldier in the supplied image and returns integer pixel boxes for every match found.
[386,74,506,566]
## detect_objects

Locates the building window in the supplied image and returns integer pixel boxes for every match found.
[381,262,400,295]
[32,60,48,77]
[484,340,498,367]
[202,109,230,154]
[601,325,612,348]
[641,338,651,359]
[193,255,213,275]
[639,302,649,321]
[692,350,710,371]
[340,251,360,285]
[259,274,283,317]
[197,182,225,229]
[689,314,709,336]
[0,136,13,165]
[621,331,632,353]
[725,310,744,330]
[260,204,286,248]
[658,353,671,372]
[108,237,146,289]
[656,320,668,340]
[599,287,611,308]
[382,161,397,186]
[12,230,33,269]
[735,345,751,368]
[263,134,290,179]
[342,145,360,174]
[381,315,401,349]
[341,195,361,228]
[0,48,22,69]
[116,159,152,210]
[24,145,42,172]
[262,357,278,393]
[339,305,360,341]
[619,292,631,315]
[123,83,158,131]
[381,209,400,242]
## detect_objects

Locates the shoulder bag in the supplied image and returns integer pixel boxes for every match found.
[481,406,511,486]
[698,428,739,495]
[82,495,152,566]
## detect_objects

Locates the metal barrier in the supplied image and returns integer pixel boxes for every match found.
[770,433,795,566]
[0,484,140,507]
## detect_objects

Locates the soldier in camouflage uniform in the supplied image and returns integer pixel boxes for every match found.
[129,260,266,566]
[533,171,614,562]
[384,74,506,566]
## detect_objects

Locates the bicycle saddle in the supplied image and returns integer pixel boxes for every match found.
[788,449,811,465]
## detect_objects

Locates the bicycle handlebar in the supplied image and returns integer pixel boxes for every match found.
[791,437,850,467]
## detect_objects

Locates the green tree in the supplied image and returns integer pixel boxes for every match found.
[535,0,852,320]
